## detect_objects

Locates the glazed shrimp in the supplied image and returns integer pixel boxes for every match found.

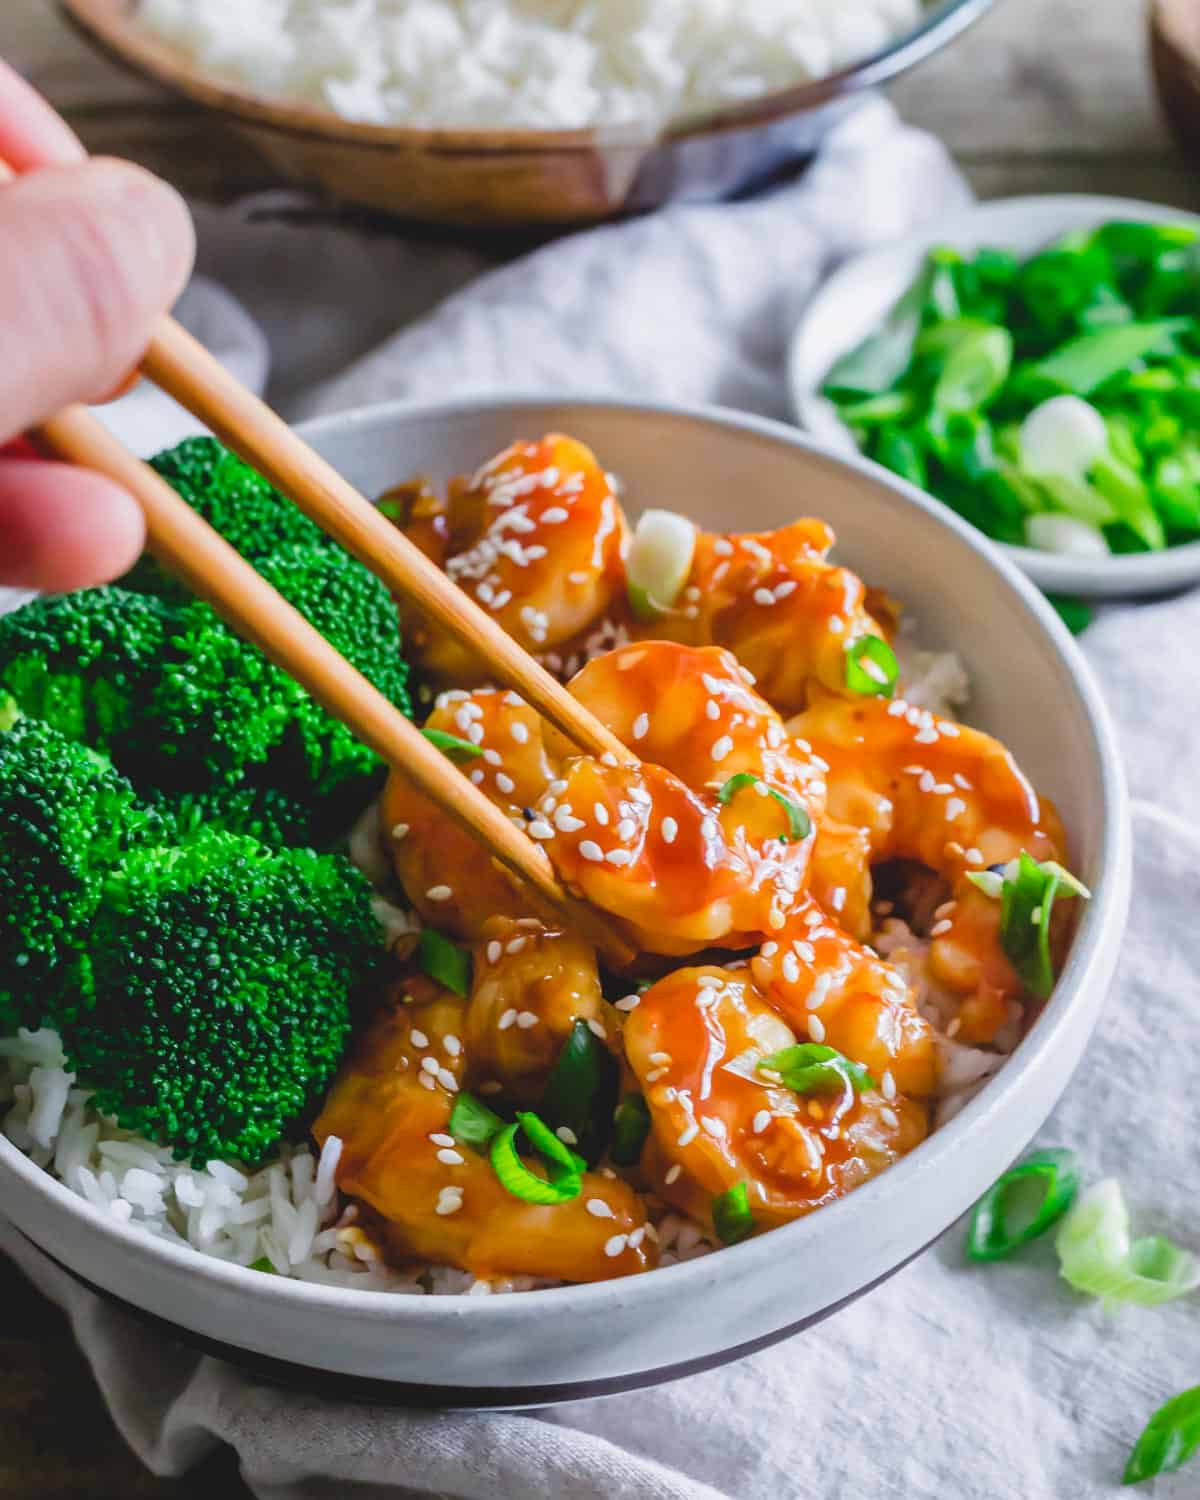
[544,642,828,952]
[792,694,1066,1042]
[628,520,888,715]
[380,687,554,937]
[314,984,655,1282]
[465,918,609,1105]
[748,897,938,1097]
[623,967,927,1233]
[388,435,628,686]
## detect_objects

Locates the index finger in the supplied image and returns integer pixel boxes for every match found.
[0,58,86,170]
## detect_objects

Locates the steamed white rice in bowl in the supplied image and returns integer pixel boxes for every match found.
[0,640,1019,1298]
[134,0,927,131]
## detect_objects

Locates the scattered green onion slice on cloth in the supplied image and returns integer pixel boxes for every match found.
[845,636,900,697]
[416,928,472,997]
[717,773,811,843]
[965,1148,1081,1261]
[713,1182,755,1245]
[422,727,483,759]
[1055,1179,1200,1308]
[449,1091,505,1153]
[758,1043,875,1096]
[626,508,697,621]
[490,1113,583,1205]
[1123,1385,1200,1486]
[610,1094,652,1167]
[539,1018,618,1165]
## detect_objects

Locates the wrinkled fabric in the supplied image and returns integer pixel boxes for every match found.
[4,97,1194,1499]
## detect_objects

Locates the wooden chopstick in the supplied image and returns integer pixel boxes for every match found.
[30,402,634,967]
[138,318,631,765]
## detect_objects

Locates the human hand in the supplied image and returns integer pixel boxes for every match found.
[0,60,194,591]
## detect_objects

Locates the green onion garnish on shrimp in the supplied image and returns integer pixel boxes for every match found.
[844,636,900,697]
[422,727,484,759]
[713,1182,755,1245]
[757,1043,875,1096]
[716,773,811,843]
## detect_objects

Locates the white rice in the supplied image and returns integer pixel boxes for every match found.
[135,0,924,131]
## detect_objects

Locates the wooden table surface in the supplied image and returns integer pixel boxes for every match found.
[0,1,1195,1496]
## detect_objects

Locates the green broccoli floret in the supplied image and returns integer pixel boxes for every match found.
[0,709,167,1030]
[123,437,331,598]
[0,586,171,753]
[52,829,380,1166]
[153,783,318,851]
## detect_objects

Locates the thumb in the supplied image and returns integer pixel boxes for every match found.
[0,157,195,442]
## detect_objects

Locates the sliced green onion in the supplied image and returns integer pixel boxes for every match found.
[1056,1179,1200,1308]
[449,1091,505,1153]
[539,1018,619,1165]
[515,1110,587,1176]
[845,636,899,697]
[490,1119,582,1205]
[416,928,472,997]
[965,867,1008,899]
[758,1043,875,1096]
[1019,394,1109,481]
[998,850,1092,999]
[713,1182,755,1245]
[626,508,697,621]
[422,727,483,759]
[1046,594,1095,635]
[249,1256,277,1275]
[610,1094,652,1167]
[716,773,811,843]
[1124,1386,1200,1486]
[965,1148,1081,1261]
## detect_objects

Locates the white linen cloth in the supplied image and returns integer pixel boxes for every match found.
[4,98,1198,1499]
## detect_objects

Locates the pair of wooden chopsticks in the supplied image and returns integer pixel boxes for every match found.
[2,163,634,965]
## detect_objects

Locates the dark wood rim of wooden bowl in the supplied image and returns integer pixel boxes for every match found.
[60,0,996,155]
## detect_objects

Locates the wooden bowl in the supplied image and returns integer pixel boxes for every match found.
[1151,0,1200,166]
[60,0,995,230]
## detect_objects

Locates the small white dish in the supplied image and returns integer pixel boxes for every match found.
[789,194,1200,599]
[0,398,1130,1402]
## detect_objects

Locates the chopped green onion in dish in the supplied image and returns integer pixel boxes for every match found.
[965,1148,1081,1261]
[1055,1179,1200,1308]
[249,1256,277,1275]
[716,773,812,843]
[539,1018,619,1165]
[422,727,483,759]
[822,223,1200,556]
[610,1094,652,1167]
[449,1091,506,1153]
[626,508,697,621]
[713,1182,755,1245]
[416,928,472,997]
[844,636,900,697]
[489,1113,584,1205]
[967,852,1091,999]
[1046,594,1094,634]
[1123,1385,1200,1486]
[758,1042,875,1096]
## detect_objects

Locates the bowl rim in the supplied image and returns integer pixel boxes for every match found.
[0,394,1131,1326]
[788,192,1200,596]
[60,0,996,151]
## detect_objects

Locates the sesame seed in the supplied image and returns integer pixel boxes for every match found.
[645,1068,667,1083]
[710,735,734,762]
[556,809,586,833]
[419,1072,436,1091]
[632,712,649,741]
[661,817,678,845]
[782,953,800,984]
[495,772,516,795]
[882,1071,897,1101]
[965,847,984,866]
[753,587,774,606]
[701,1116,727,1139]
[587,1019,607,1040]
[516,1011,539,1030]
[677,1123,699,1147]
[915,728,939,745]
[430,1132,455,1147]
[527,820,555,840]
[438,1068,459,1092]
[444,1035,462,1057]
[435,1187,463,1216]
[629,1226,646,1249]
[665,1164,682,1185]
[556,1125,578,1145]
[410,1029,429,1048]
[606,849,633,867]
[593,803,610,825]
[486,940,502,964]
[426,885,453,902]
[437,1148,465,1166]
[808,1015,827,1043]
[945,797,966,821]
[713,538,734,556]
[586,1198,614,1218]
[579,840,604,862]
[615,818,637,841]
[614,994,640,1012]
[506,937,527,955]
[881,1107,900,1129]
[542,506,568,523]
[769,909,786,930]
[604,1234,628,1258]
[601,751,619,768]
[391,823,410,840]
[498,1009,517,1031]
[510,722,529,744]
[421,1057,440,1075]
[807,973,834,1011]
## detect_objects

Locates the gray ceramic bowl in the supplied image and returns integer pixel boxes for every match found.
[0,399,1130,1404]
